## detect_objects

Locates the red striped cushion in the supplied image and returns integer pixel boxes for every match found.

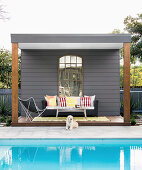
[58,97,67,107]
[80,97,91,107]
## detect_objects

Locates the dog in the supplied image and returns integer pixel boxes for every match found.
[66,115,78,130]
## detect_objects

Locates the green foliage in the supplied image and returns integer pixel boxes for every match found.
[130,96,138,115]
[124,14,142,59]
[113,14,142,62]
[0,115,12,126]
[0,48,21,88]
[0,116,6,122]
[120,65,142,87]
[130,116,136,126]
[0,96,11,116]
[120,96,138,117]
[6,117,12,126]
[111,29,124,34]
[0,49,12,88]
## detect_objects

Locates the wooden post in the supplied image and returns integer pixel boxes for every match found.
[123,43,130,123]
[12,43,18,124]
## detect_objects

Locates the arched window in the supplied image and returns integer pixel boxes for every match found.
[59,55,83,97]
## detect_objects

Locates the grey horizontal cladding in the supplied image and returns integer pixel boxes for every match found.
[21,77,57,82]
[23,61,119,69]
[84,73,119,77]
[21,85,57,90]
[21,79,119,86]
[99,99,119,103]
[96,94,120,99]
[22,85,119,90]
[22,81,58,86]
[22,68,119,73]
[99,112,120,116]
[95,91,120,96]
[21,91,57,97]
[85,59,120,65]
[84,76,119,82]
[21,63,119,69]
[84,85,119,90]
[98,102,120,108]
[21,64,57,69]
[22,54,120,59]
[22,72,57,77]
[22,59,58,65]
[84,66,119,70]
[11,34,131,43]
[84,81,120,86]
[21,49,120,116]
[22,68,57,73]
[21,50,58,107]
[21,93,55,100]
[84,59,120,64]
[22,72,119,78]
[21,58,120,64]
[99,107,120,112]
[99,101,120,109]
[84,64,119,69]
[21,94,51,100]
[83,49,120,116]
[21,49,120,56]
[21,53,58,59]
[22,89,58,95]
[22,57,119,63]
[22,85,120,95]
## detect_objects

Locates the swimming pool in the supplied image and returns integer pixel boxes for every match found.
[0,139,142,170]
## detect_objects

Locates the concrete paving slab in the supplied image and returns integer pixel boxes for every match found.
[0,126,142,139]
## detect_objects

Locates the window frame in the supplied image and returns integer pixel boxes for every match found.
[58,55,83,97]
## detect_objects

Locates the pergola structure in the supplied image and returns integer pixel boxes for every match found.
[11,34,131,126]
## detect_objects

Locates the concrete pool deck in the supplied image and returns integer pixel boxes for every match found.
[0,126,142,139]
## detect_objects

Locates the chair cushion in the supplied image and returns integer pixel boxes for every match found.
[45,95,57,107]
[80,96,91,107]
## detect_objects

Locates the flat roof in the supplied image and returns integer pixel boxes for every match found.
[11,34,131,49]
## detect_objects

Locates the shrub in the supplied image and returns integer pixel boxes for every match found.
[0,116,6,122]
[6,117,12,126]
[120,96,138,117]
[130,117,136,126]
[0,97,11,116]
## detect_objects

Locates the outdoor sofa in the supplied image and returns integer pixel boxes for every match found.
[42,96,98,117]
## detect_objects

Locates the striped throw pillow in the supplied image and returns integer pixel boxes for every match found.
[58,97,67,107]
[84,95,95,107]
[80,96,91,107]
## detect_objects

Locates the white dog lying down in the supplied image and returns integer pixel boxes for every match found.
[66,115,78,130]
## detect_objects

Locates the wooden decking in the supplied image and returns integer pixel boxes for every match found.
[11,116,131,126]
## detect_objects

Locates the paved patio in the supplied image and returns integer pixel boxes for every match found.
[0,126,142,139]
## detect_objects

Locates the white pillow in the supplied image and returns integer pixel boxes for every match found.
[84,95,95,107]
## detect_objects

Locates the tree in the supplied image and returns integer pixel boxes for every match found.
[111,29,121,34]
[0,49,12,88]
[124,14,142,60]
[124,14,142,88]
[0,49,21,88]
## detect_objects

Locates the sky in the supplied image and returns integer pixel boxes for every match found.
[0,0,142,50]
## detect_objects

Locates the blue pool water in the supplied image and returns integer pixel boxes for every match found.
[0,139,142,170]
